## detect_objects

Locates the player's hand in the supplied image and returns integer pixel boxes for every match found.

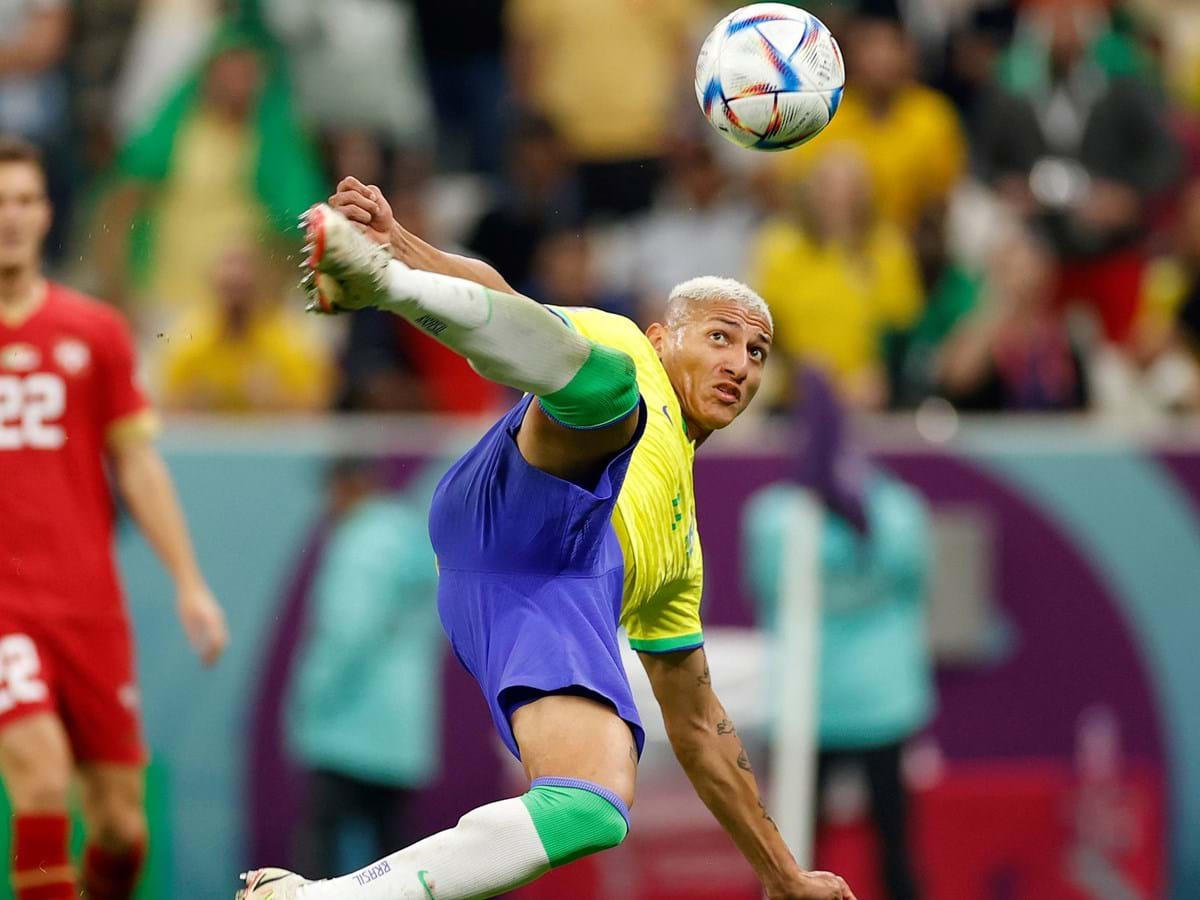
[329,176,394,248]
[177,582,229,667]
[767,870,858,900]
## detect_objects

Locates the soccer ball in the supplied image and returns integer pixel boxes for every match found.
[695,3,844,152]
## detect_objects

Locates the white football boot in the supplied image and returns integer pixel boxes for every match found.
[236,867,310,899]
[300,203,395,314]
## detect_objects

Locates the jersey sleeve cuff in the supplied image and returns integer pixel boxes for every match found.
[106,409,161,448]
[627,632,705,654]
[546,305,576,330]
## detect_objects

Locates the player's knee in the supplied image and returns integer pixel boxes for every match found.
[82,775,146,851]
[520,780,630,866]
[6,764,71,812]
[540,343,639,429]
[89,803,147,851]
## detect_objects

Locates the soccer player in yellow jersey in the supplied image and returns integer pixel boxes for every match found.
[238,179,856,900]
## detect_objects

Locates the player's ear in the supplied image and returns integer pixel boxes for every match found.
[646,322,667,354]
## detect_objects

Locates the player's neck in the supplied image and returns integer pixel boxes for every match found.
[0,268,47,327]
[686,416,711,448]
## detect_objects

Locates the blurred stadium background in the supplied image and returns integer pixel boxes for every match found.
[3,0,1200,896]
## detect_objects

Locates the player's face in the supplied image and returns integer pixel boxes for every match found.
[0,162,51,272]
[650,299,772,441]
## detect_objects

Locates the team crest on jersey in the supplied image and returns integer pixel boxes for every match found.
[0,343,39,371]
[53,339,90,375]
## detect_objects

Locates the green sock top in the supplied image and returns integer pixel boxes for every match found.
[520,782,630,867]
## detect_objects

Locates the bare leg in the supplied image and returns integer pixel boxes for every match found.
[511,694,637,809]
[296,695,636,900]
[0,713,75,897]
[78,764,148,899]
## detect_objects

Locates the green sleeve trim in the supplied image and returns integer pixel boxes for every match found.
[546,306,577,331]
[627,632,705,653]
[540,342,640,430]
[521,785,628,867]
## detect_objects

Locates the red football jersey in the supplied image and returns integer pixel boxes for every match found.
[0,283,152,617]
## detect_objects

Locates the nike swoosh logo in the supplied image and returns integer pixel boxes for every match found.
[662,404,672,422]
[418,870,436,899]
[256,873,290,891]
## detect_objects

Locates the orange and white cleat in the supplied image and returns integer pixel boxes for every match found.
[300,203,394,314]
[236,867,310,900]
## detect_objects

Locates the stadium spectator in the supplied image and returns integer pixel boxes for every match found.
[109,0,217,145]
[929,4,1016,134]
[263,0,434,151]
[465,114,582,293]
[743,366,934,900]
[750,148,923,410]
[524,227,636,322]
[95,13,323,327]
[0,0,73,260]
[936,227,1090,412]
[157,244,333,412]
[66,0,140,175]
[767,11,967,234]
[1099,177,1200,414]
[974,0,1181,346]
[1121,2,1200,193]
[1125,0,1200,113]
[320,129,394,192]
[613,133,759,317]
[286,457,443,878]
[890,202,985,408]
[412,0,507,174]
[506,0,702,220]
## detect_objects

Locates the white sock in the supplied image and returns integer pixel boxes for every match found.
[296,797,549,900]
[379,263,590,397]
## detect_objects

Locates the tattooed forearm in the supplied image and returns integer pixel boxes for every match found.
[737,749,753,772]
[716,718,736,736]
[757,797,780,832]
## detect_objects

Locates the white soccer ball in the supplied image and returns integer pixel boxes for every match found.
[695,3,845,152]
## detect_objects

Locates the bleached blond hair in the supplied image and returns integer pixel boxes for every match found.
[664,276,773,332]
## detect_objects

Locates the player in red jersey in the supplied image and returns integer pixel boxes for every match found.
[0,136,229,899]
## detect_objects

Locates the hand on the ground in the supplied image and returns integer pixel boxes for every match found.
[329,176,394,246]
[177,582,228,666]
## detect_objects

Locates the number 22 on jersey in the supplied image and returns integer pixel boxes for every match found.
[0,373,66,450]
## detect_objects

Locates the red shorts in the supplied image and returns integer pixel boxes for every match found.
[0,612,145,765]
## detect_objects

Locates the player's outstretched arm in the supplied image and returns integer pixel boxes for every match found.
[328,176,517,294]
[110,437,229,666]
[640,648,857,900]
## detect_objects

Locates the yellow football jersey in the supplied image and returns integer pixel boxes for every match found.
[556,307,705,653]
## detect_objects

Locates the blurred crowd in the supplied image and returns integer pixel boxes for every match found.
[14,0,1200,418]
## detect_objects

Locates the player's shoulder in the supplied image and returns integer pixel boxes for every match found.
[46,283,132,334]
[556,305,643,336]
[555,306,656,354]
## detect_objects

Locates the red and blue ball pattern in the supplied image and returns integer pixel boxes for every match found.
[695,3,844,151]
